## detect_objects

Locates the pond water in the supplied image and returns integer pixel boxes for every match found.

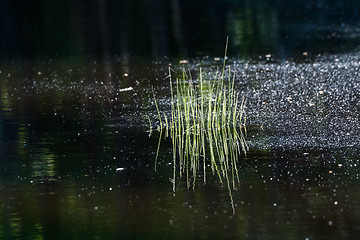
[1,54,360,239]
[1,0,360,239]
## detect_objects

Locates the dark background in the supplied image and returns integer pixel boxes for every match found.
[0,0,360,61]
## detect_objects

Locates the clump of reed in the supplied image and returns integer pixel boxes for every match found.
[151,40,248,214]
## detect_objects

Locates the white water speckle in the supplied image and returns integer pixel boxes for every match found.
[119,86,133,92]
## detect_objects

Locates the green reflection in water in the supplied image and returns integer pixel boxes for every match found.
[0,78,13,118]
[227,3,279,57]
[32,149,57,182]
[18,126,28,159]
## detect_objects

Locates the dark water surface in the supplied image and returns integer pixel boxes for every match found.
[1,0,360,239]
[0,53,360,239]
[1,0,360,60]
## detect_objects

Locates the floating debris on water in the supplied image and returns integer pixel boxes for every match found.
[119,87,133,92]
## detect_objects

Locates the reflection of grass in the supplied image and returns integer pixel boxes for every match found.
[152,39,248,214]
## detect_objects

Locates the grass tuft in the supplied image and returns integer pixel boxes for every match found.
[152,39,248,214]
